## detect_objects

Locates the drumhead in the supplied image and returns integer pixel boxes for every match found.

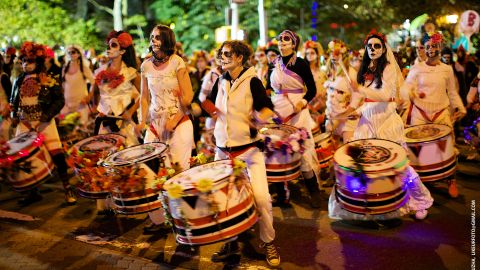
[103,142,167,166]
[334,139,407,173]
[258,124,298,140]
[165,160,234,191]
[405,124,451,143]
[73,134,126,154]
[6,131,38,155]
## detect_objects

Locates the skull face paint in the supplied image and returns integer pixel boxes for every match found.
[107,38,123,59]
[278,34,294,56]
[149,28,162,53]
[425,40,441,59]
[366,37,383,60]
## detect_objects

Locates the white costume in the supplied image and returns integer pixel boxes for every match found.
[61,63,94,126]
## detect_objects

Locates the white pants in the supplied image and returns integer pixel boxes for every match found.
[215,147,275,243]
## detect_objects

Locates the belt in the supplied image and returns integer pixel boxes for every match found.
[217,141,261,153]
[275,88,304,94]
[364,97,395,103]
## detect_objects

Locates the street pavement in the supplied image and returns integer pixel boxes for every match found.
[0,156,478,270]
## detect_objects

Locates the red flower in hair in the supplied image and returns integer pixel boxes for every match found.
[429,33,443,44]
[304,40,317,49]
[363,29,387,45]
[6,47,16,55]
[117,32,133,48]
[20,41,46,60]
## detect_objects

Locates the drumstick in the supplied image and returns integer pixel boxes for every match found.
[337,60,352,86]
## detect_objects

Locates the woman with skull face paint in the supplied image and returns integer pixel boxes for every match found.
[304,40,327,114]
[328,31,434,221]
[88,30,141,146]
[266,30,322,209]
[202,40,280,267]
[402,32,466,198]
[138,25,194,233]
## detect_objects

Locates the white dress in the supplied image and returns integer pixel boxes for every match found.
[61,64,94,126]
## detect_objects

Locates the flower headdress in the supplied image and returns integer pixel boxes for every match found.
[19,41,46,61]
[106,30,133,49]
[6,47,16,56]
[422,32,443,45]
[363,29,387,46]
[327,39,348,56]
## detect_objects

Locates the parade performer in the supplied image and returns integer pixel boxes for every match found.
[198,51,222,130]
[328,31,433,220]
[61,45,94,128]
[303,40,327,114]
[268,30,322,208]
[88,30,140,146]
[254,46,269,88]
[324,39,361,144]
[402,32,466,198]
[138,24,194,233]
[202,40,280,267]
[10,41,76,205]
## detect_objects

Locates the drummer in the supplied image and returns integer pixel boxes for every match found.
[402,32,466,198]
[10,41,76,205]
[331,30,433,220]
[266,29,322,208]
[137,24,194,233]
[202,40,280,267]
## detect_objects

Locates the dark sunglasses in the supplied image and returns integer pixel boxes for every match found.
[219,50,233,58]
[367,43,382,50]
[22,58,35,64]
[68,50,78,55]
[426,44,439,50]
[278,35,291,42]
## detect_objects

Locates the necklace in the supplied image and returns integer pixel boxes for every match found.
[152,52,169,66]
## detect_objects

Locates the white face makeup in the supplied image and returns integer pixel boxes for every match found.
[425,40,441,59]
[107,38,123,59]
[305,48,317,63]
[267,51,278,63]
[149,28,162,53]
[219,46,241,72]
[366,37,383,60]
[278,34,294,56]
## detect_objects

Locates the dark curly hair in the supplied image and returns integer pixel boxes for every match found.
[217,40,252,66]
[357,34,389,89]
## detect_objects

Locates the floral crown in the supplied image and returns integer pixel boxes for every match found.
[363,30,387,45]
[327,39,347,55]
[6,47,16,56]
[422,32,443,45]
[20,41,46,61]
[106,30,133,49]
[304,40,318,50]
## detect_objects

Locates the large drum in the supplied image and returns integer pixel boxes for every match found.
[405,124,456,182]
[258,124,302,182]
[163,160,257,245]
[68,134,126,199]
[1,131,54,191]
[314,132,334,169]
[103,142,167,215]
[333,139,409,215]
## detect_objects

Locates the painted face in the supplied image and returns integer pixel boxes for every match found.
[278,34,294,56]
[21,58,36,73]
[441,54,451,65]
[305,48,317,63]
[366,37,383,60]
[149,28,162,53]
[219,45,241,72]
[255,51,267,65]
[425,40,441,59]
[107,38,123,59]
[266,51,278,64]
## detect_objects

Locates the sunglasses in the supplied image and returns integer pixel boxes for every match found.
[425,44,439,50]
[367,43,382,50]
[22,58,35,64]
[219,50,233,58]
[68,50,78,55]
[278,35,291,42]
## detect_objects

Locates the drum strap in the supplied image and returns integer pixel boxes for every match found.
[217,141,260,158]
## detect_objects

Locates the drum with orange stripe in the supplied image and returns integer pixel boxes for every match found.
[258,124,302,182]
[163,160,257,245]
[405,124,456,183]
[69,134,126,199]
[314,132,334,168]
[333,139,409,215]
[1,131,54,191]
[103,142,168,215]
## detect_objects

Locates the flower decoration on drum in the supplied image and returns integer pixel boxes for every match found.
[0,134,45,180]
[196,178,214,193]
[95,69,125,89]
[38,73,58,88]
[189,153,209,167]
[261,127,309,157]
[232,158,247,177]
[165,182,184,199]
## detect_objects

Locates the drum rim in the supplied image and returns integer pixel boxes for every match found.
[258,123,299,136]
[102,142,168,167]
[6,131,38,155]
[72,133,126,152]
[404,123,452,143]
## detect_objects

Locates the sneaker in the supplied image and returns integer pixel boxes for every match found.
[260,241,281,267]
[415,209,428,220]
[18,190,43,206]
[65,189,77,205]
[448,180,459,198]
[211,241,240,262]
